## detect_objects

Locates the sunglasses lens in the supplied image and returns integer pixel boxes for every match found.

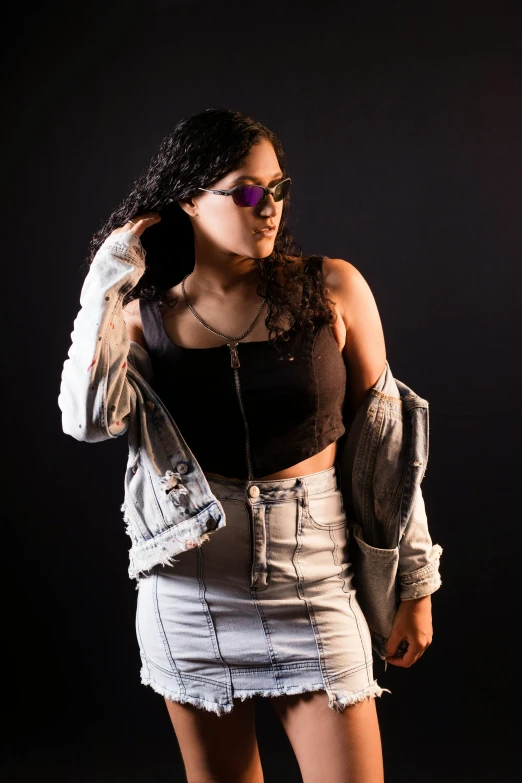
[274,179,291,201]
[232,185,265,207]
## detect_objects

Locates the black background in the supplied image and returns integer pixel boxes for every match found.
[3,1,521,780]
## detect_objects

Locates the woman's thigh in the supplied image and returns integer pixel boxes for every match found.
[164,696,264,783]
[268,690,384,783]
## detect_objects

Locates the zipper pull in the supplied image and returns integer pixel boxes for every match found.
[227,342,240,368]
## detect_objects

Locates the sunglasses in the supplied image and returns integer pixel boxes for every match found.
[197,177,291,207]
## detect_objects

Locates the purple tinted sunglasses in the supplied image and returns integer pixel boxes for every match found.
[197,177,291,207]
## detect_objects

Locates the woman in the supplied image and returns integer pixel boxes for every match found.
[68,108,435,782]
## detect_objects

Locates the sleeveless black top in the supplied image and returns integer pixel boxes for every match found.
[139,281,347,480]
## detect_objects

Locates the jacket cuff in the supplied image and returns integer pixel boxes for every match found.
[398,544,443,600]
[100,229,147,270]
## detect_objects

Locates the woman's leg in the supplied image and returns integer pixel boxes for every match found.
[164,695,264,783]
[268,690,384,783]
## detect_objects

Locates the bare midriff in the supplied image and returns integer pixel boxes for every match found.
[205,440,338,482]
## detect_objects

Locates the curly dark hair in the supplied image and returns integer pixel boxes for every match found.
[87,107,338,354]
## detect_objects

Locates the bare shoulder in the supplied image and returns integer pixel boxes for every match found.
[321,256,359,281]
[123,297,146,349]
[320,257,372,329]
[322,257,387,412]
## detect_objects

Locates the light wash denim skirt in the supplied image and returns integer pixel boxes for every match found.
[135,464,392,716]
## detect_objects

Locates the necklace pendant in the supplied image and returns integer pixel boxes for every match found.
[227,342,241,368]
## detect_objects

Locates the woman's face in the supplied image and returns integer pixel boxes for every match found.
[180,137,286,260]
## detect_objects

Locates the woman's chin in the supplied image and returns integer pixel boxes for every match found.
[249,237,276,255]
[229,237,276,260]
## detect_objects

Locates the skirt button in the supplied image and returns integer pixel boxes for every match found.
[248,485,260,498]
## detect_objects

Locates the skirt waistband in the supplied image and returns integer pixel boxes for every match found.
[205,464,339,503]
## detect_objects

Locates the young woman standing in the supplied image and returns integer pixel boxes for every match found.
[66,108,435,782]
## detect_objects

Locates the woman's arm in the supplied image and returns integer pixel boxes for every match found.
[322,257,387,412]
[323,257,441,596]
[58,213,160,442]
[324,258,442,668]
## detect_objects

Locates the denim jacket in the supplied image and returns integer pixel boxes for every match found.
[58,231,443,661]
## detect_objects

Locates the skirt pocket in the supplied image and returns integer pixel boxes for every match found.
[306,486,347,530]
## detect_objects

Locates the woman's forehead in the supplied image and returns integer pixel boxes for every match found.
[210,140,283,188]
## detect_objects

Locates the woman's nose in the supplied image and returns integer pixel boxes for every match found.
[258,194,278,216]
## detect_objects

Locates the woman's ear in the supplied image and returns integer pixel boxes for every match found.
[177,197,199,218]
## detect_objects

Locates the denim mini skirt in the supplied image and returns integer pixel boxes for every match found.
[135,464,392,716]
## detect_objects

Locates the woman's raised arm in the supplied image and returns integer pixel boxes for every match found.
[58,213,160,442]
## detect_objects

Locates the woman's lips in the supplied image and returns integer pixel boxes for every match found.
[254,227,276,237]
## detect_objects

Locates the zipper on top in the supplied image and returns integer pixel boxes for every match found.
[226,342,254,481]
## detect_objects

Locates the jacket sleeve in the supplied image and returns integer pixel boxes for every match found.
[58,230,147,442]
[397,485,443,600]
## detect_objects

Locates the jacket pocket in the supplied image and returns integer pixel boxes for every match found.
[351,529,400,642]
[306,486,347,530]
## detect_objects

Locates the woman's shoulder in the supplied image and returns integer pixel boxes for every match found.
[319,256,362,291]
[286,253,351,275]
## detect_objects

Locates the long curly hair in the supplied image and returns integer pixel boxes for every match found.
[87,108,338,354]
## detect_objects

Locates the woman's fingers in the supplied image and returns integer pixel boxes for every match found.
[110,212,162,239]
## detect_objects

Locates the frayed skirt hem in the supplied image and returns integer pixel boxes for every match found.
[140,669,392,718]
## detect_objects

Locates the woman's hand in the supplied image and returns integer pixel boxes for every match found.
[384,594,433,667]
[109,212,162,240]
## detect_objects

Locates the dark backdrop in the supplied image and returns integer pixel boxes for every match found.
[3,1,521,780]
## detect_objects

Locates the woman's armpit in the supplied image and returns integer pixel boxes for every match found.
[123,298,147,349]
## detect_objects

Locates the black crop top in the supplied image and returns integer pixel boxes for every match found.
[139,288,347,480]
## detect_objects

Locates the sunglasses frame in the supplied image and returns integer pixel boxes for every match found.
[197,177,292,207]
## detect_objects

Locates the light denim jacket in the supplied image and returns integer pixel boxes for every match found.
[58,231,443,661]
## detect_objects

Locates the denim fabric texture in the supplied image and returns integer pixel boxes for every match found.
[135,466,392,716]
[58,231,443,663]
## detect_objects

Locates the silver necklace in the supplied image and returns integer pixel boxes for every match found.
[181,273,267,342]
